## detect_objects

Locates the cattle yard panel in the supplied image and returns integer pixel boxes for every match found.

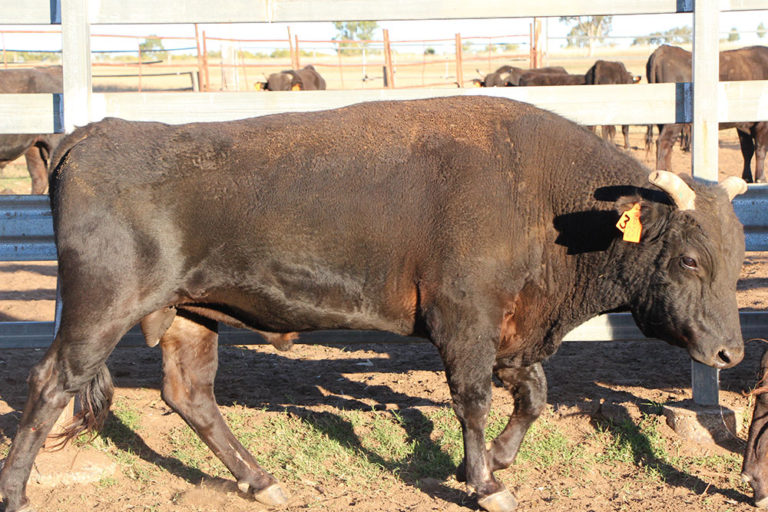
[0,0,766,408]
[0,94,60,133]
[1,81,767,133]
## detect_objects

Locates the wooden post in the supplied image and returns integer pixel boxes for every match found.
[337,43,344,89]
[529,23,534,68]
[691,0,720,407]
[194,24,205,93]
[294,34,300,69]
[137,44,143,92]
[202,30,210,92]
[455,33,463,88]
[240,50,249,91]
[383,29,394,89]
[532,18,542,69]
[288,26,297,70]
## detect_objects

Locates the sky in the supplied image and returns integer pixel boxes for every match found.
[1,12,768,56]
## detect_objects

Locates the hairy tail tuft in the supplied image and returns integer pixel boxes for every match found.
[47,364,114,450]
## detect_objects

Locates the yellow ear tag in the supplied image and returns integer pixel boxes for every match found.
[616,203,643,243]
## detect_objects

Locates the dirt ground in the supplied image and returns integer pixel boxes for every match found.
[1,129,768,512]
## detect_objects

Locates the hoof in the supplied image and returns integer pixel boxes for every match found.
[253,483,289,507]
[477,488,517,512]
[237,480,289,507]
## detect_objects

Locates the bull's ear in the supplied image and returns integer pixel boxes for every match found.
[615,195,670,244]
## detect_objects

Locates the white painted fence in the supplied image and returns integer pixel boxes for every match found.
[0,0,767,406]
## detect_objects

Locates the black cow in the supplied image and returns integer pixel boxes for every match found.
[585,60,638,149]
[0,66,64,194]
[646,45,768,182]
[518,72,587,86]
[743,349,768,508]
[260,64,326,91]
[0,96,748,512]
[473,65,567,87]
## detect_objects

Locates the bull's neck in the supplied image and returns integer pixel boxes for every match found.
[546,162,653,333]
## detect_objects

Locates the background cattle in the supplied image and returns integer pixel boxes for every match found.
[0,96,748,512]
[646,44,768,182]
[260,64,327,91]
[517,71,587,86]
[0,66,64,194]
[473,65,567,87]
[584,60,639,149]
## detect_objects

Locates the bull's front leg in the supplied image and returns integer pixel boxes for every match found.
[488,363,547,471]
[429,302,517,512]
[455,363,547,479]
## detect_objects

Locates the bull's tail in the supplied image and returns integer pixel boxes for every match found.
[47,364,114,449]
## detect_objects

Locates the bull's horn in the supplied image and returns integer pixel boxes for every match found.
[649,170,696,210]
[720,176,748,201]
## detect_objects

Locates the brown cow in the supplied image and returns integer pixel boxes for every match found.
[585,60,638,149]
[518,72,586,86]
[260,65,327,91]
[646,45,768,182]
[473,65,567,87]
[0,66,64,194]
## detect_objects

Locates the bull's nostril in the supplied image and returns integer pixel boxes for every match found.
[718,349,732,365]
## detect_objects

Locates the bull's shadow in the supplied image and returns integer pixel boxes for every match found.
[0,332,762,507]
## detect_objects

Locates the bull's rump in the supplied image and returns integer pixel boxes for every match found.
[50,96,641,335]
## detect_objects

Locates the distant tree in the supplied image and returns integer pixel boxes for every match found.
[424,47,436,55]
[333,21,379,55]
[139,35,166,60]
[501,43,520,52]
[758,22,766,39]
[559,16,612,56]
[728,27,740,42]
[632,26,692,46]
[270,49,291,59]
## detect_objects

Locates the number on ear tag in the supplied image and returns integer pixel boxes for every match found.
[616,203,642,243]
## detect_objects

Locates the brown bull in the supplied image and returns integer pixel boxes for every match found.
[0,96,748,512]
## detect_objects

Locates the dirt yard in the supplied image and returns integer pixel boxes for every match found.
[1,129,767,512]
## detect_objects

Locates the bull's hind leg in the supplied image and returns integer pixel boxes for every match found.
[455,363,547,479]
[159,310,288,506]
[0,325,123,512]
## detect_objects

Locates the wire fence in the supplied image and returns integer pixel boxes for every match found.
[3,25,765,92]
[0,27,538,91]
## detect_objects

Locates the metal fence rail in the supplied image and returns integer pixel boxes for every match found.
[2,189,767,349]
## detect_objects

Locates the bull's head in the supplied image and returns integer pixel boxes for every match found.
[743,349,768,507]
[622,171,747,369]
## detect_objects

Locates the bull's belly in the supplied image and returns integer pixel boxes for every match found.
[178,273,417,337]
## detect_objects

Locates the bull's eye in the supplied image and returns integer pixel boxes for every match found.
[681,256,698,270]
